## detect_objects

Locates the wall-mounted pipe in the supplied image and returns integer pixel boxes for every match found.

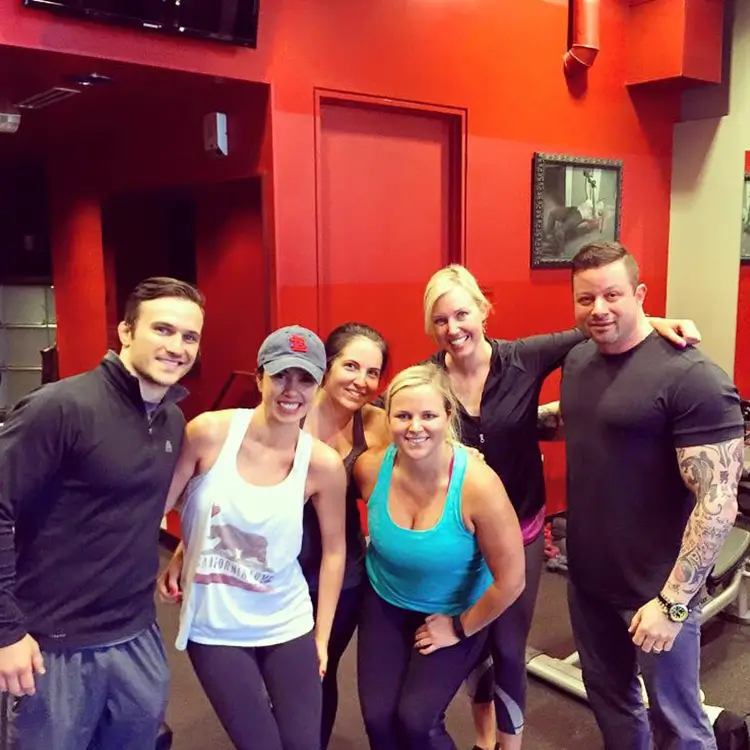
[563,0,600,75]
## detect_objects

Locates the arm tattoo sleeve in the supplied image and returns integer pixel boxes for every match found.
[663,438,744,601]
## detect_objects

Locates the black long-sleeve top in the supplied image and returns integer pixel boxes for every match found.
[0,352,187,649]
[430,330,584,521]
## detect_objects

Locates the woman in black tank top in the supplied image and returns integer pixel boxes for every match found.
[300,323,390,749]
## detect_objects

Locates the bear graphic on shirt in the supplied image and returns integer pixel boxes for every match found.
[193,505,275,593]
[209,509,269,568]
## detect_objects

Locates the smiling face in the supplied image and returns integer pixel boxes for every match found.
[324,336,384,413]
[259,368,319,424]
[388,383,451,458]
[117,296,204,392]
[573,258,647,354]
[429,286,487,362]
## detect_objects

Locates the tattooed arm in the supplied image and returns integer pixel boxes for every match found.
[661,438,744,603]
[629,437,743,654]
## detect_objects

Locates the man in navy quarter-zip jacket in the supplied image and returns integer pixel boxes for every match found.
[0,277,205,750]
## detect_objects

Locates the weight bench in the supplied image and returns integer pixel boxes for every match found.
[526,524,750,702]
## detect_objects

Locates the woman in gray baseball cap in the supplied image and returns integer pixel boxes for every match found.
[158,325,347,750]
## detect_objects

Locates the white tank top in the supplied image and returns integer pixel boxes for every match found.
[175,409,314,650]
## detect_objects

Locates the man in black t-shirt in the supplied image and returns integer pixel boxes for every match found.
[560,242,745,750]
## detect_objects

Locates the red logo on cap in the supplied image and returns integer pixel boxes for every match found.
[289,334,308,353]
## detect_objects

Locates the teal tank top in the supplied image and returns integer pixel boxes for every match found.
[365,443,492,616]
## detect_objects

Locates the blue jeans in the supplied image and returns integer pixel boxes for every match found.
[568,583,716,750]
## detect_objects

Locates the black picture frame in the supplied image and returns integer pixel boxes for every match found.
[741,173,750,265]
[531,153,623,269]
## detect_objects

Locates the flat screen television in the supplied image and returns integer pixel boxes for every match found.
[22,0,260,49]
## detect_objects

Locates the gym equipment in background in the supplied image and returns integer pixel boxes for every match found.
[526,490,750,735]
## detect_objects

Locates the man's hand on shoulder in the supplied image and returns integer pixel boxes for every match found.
[463,444,486,463]
[0,634,45,697]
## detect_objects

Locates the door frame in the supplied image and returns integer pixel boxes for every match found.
[312,88,467,333]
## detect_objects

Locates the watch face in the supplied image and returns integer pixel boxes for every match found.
[669,603,689,623]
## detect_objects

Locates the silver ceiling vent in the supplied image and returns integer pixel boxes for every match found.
[15,87,81,110]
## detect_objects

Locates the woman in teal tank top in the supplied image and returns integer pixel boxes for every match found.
[353,363,525,750]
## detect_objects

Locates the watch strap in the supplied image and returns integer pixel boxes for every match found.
[657,592,690,619]
[452,614,467,641]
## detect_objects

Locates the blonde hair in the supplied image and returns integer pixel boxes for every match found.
[423,264,492,336]
[384,363,461,444]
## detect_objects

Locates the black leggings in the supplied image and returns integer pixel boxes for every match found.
[465,530,545,735]
[187,631,322,750]
[311,583,363,749]
[357,584,488,750]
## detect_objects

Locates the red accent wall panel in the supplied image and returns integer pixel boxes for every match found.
[187,178,268,417]
[48,184,108,377]
[736,152,750,398]
[45,85,269,395]
[164,510,181,538]
[316,98,462,371]
[627,0,724,85]
[736,265,750,397]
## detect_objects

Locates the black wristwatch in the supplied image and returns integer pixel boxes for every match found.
[452,614,467,640]
[657,593,690,623]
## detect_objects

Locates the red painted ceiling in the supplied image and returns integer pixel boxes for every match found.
[0,44,264,163]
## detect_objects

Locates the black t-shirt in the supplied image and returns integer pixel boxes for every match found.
[561,332,744,608]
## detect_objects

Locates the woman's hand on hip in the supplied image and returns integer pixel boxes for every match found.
[414,614,459,655]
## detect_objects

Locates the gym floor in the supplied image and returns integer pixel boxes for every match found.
[157,546,750,750]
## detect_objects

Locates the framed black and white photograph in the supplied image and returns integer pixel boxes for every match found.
[741,173,750,264]
[531,153,623,269]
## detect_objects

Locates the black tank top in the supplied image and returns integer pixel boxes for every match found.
[298,410,368,591]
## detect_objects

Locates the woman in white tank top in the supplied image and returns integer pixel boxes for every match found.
[159,326,346,750]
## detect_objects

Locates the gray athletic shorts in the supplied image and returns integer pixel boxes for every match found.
[2,622,169,750]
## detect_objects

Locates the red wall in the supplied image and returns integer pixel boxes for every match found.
[43,82,269,410]
[736,154,750,398]
[738,265,750,397]
[190,178,267,416]
[316,100,461,369]
[48,185,107,377]
[0,0,683,514]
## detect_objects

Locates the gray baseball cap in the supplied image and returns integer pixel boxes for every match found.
[257,326,326,384]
